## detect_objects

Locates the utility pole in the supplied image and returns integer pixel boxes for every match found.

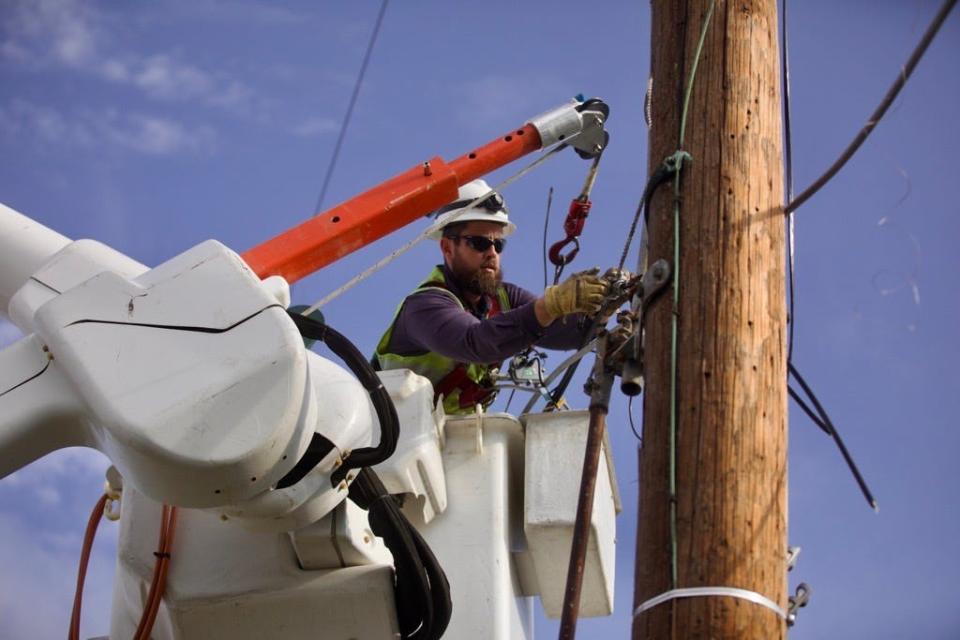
[633,1,787,639]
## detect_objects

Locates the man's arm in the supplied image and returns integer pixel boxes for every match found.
[508,284,592,351]
[389,289,549,363]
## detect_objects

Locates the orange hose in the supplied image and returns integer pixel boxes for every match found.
[69,494,109,640]
[134,504,178,640]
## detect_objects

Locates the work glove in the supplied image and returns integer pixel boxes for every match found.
[543,268,609,318]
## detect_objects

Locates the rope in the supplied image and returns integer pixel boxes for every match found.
[304,143,568,314]
[665,0,716,590]
[785,0,957,214]
[314,0,390,214]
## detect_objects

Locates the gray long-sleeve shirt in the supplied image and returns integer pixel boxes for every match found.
[383,265,590,365]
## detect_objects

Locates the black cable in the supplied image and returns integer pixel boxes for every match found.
[781,0,797,363]
[616,161,674,273]
[785,0,957,214]
[287,311,398,474]
[542,186,554,290]
[628,396,642,442]
[313,0,390,214]
[349,468,451,639]
[787,385,830,436]
[788,363,878,511]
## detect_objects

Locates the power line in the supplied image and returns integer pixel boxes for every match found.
[785,0,957,214]
[780,0,797,362]
[313,0,390,215]
[788,363,878,512]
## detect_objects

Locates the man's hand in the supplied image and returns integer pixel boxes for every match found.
[542,268,609,319]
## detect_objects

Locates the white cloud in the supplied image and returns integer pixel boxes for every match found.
[292,116,339,137]
[0,99,216,156]
[1,0,256,115]
[0,510,115,639]
[35,485,61,506]
[133,54,215,100]
[451,74,567,130]
[100,112,216,156]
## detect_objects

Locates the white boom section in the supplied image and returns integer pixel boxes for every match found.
[0,202,70,311]
[0,203,621,638]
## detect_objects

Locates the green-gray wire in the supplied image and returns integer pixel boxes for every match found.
[669,0,716,591]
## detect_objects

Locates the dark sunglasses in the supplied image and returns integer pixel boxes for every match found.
[451,235,506,254]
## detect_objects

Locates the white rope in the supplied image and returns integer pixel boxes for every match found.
[302,143,568,315]
[633,586,787,620]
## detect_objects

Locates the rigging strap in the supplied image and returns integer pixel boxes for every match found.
[633,586,787,621]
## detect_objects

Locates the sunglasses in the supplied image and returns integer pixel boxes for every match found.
[450,235,507,254]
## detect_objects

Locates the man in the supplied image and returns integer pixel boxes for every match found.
[373,179,608,415]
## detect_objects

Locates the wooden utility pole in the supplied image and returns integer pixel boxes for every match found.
[633,1,787,639]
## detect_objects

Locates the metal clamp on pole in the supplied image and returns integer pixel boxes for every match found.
[787,582,812,627]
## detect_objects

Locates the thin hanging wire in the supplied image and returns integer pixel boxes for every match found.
[542,187,554,289]
[313,0,390,215]
[785,0,957,214]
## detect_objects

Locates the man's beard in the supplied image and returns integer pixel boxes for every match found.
[451,259,503,296]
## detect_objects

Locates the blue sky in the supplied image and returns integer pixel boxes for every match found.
[1,1,958,638]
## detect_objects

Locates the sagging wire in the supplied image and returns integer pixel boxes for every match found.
[314,0,390,214]
[785,0,957,215]
[305,143,569,313]
[789,363,878,512]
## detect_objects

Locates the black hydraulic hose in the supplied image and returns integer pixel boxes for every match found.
[287,311,399,474]
[350,468,452,639]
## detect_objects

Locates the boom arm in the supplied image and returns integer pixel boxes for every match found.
[241,98,609,284]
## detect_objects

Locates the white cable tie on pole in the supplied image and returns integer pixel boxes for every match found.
[633,586,787,620]
[303,143,568,314]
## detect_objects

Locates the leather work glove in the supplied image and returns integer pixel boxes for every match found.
[543,268,609,318]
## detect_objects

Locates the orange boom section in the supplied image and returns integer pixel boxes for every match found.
[242,123,542,284]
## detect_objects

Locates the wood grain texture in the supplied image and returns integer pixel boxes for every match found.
[633,2,787,638]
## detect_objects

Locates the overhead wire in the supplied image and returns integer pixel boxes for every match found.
[781,0,797,362]
[313,0,390,215]
[784,0,957,214]
[788,364,878,511]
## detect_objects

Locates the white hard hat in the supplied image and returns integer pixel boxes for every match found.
[426,179,516,240]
